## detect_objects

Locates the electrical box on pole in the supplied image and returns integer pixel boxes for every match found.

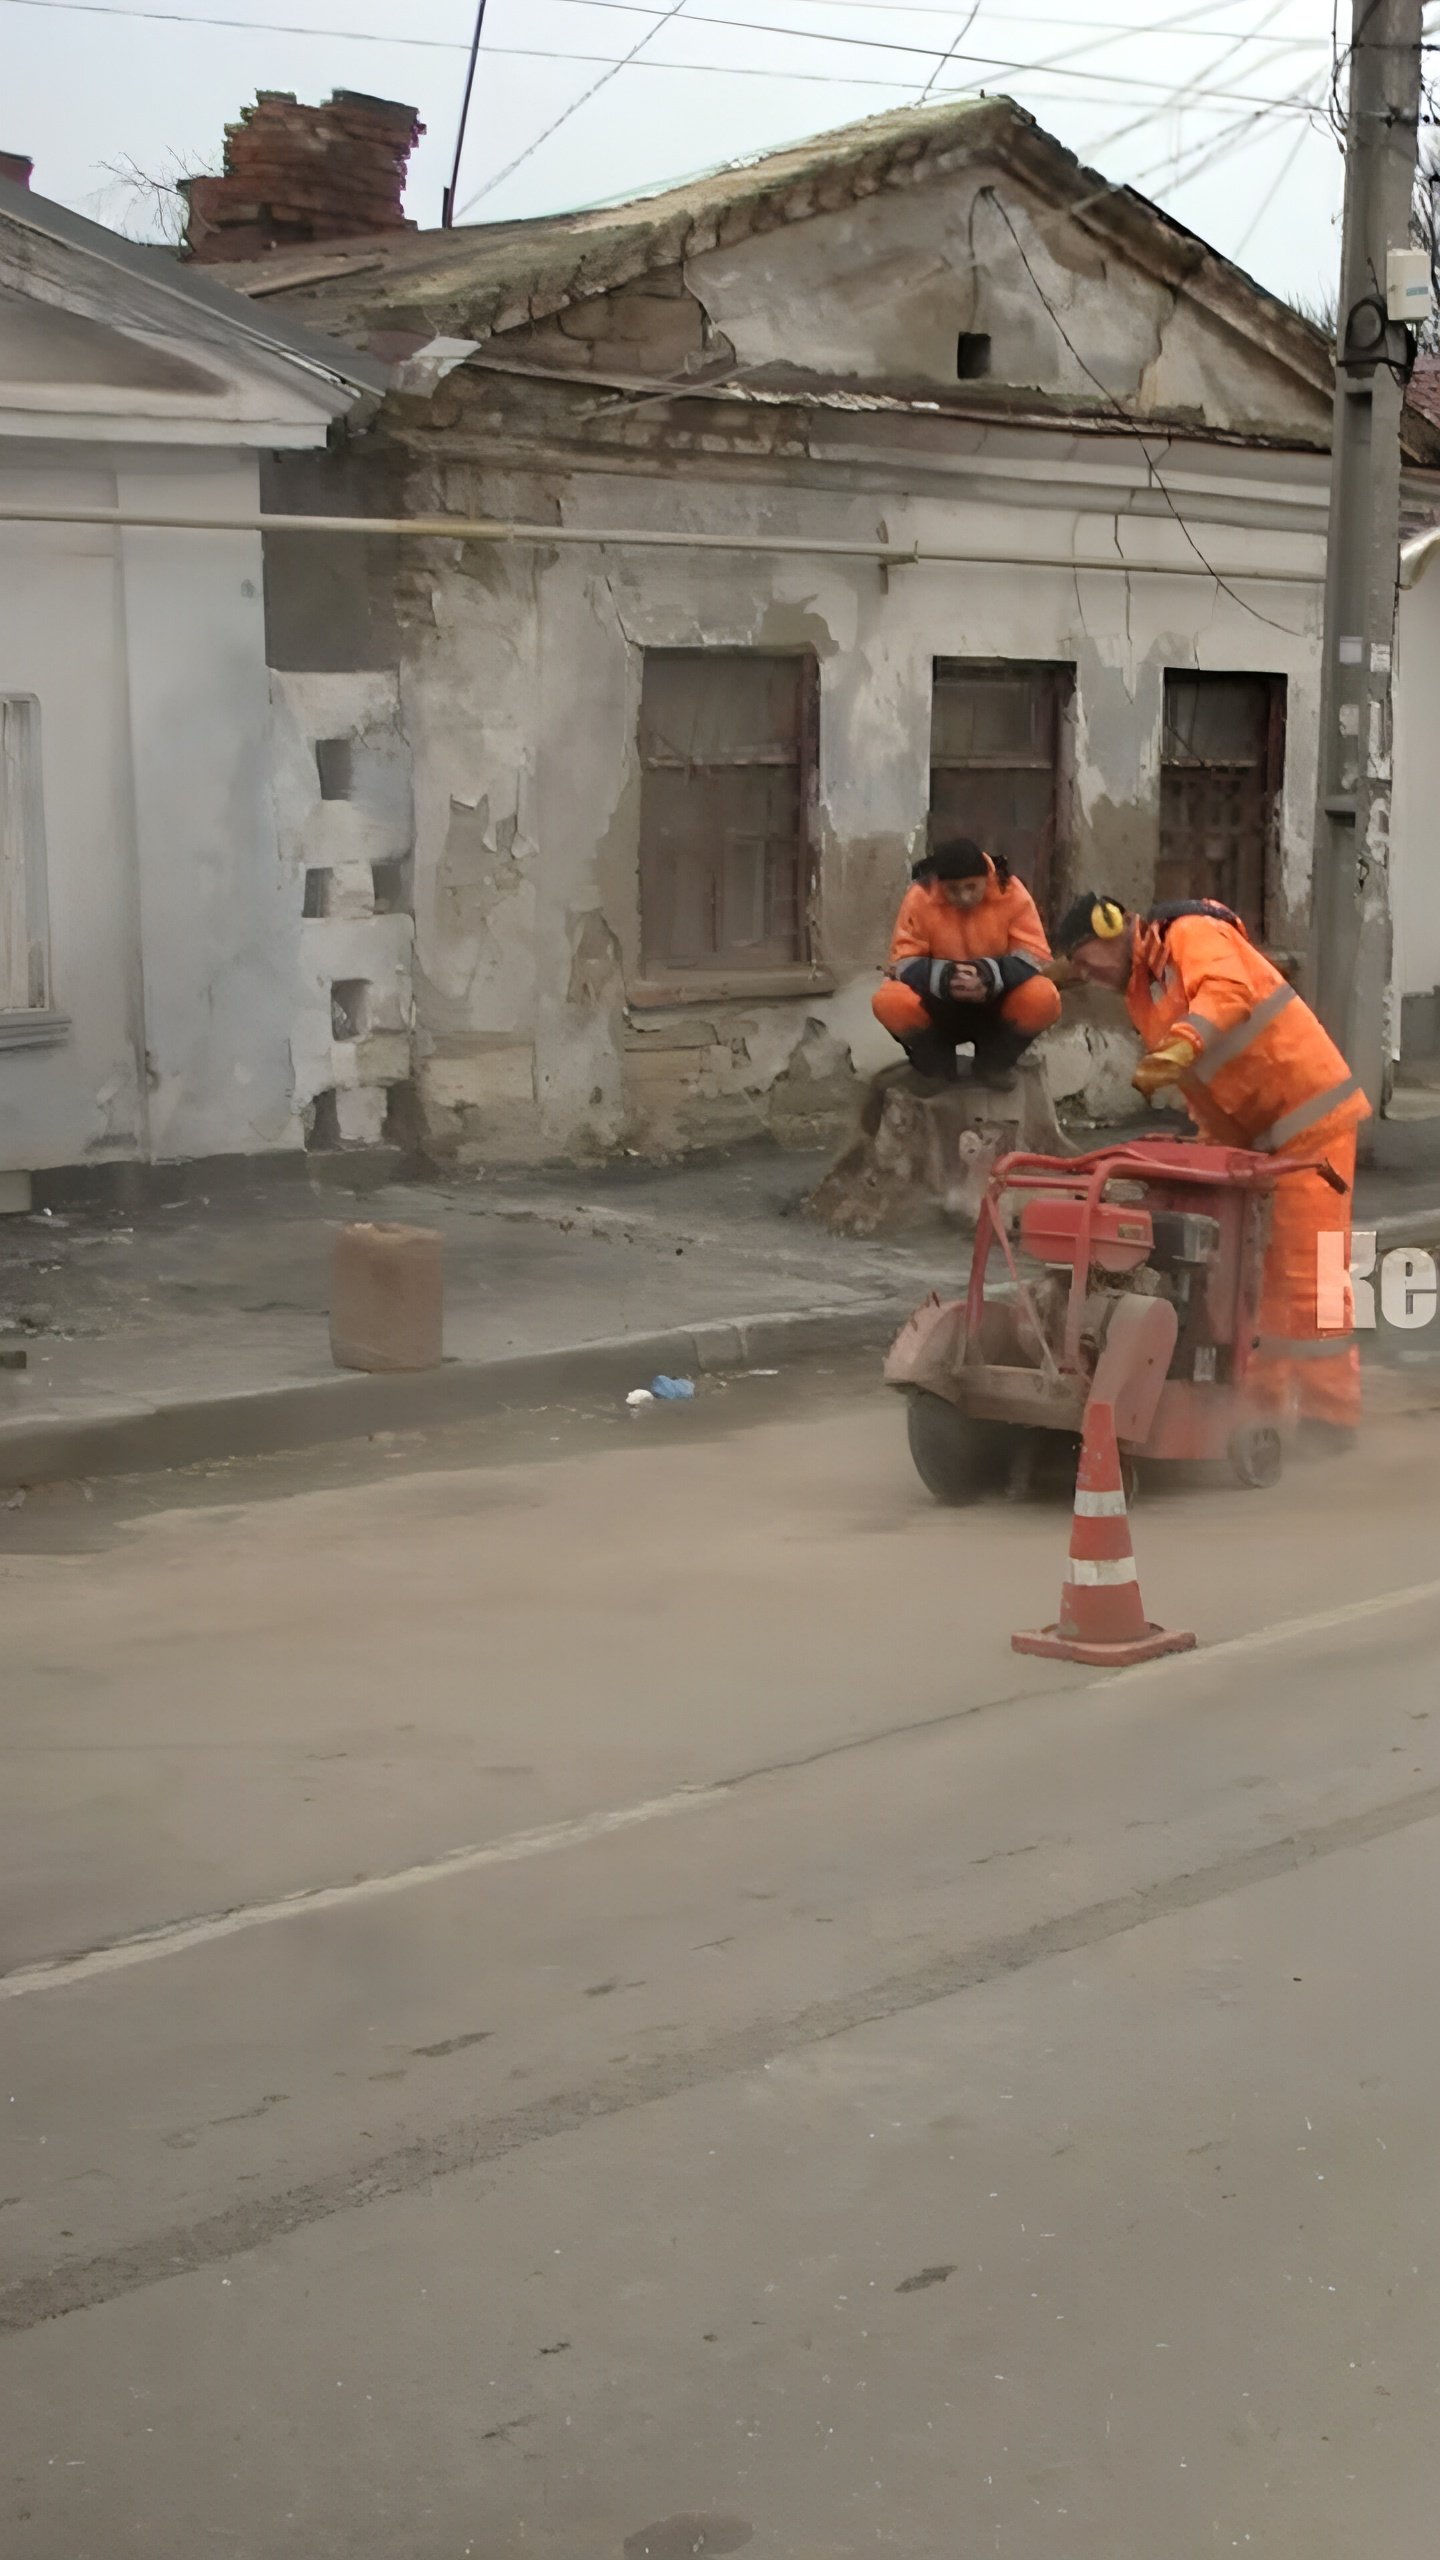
[1311,0,1424,1111]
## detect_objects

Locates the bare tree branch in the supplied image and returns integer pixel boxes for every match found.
[94,149,215,247]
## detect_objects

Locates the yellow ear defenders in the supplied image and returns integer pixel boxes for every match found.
[1090,899,1126,940]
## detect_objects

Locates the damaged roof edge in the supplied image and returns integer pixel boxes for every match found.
[0,171,389,398]
[213,96,1017,335]
[213,93,1334,409]
[988,115,1334,398]
[450,348,1344,455]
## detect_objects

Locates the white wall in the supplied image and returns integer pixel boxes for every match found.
[117,450,298,1159]
[0,456,147,1170]
[0,444,301,1173]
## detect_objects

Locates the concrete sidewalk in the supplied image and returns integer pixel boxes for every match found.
[1,1146,1436,1491]
[0,1151,956,1487]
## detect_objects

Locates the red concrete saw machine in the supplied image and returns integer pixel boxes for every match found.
[885,1137,1324,1502]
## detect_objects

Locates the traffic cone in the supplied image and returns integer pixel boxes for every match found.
[1012,1400,1195,1667]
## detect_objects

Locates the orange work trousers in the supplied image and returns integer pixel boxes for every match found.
[1246,1117,1361,1428]
[872,974,1061,1043]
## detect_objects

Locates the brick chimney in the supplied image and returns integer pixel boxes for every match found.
[0,152,34,189]
[181,90,424,263]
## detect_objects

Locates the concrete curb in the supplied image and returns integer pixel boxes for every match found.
[0,1298,916,1491]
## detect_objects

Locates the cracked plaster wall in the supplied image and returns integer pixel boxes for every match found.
[252,150,1361,1163]
[396,459,1324,1162]
[683,165,1331,431]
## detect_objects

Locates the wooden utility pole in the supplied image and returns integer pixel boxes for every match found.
[1312,0,1425,1106]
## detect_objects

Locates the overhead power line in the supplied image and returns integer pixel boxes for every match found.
[556,0,1325,31]
[553,69,1319,226]
[460,0,1327,234]
[5,0,1334,282]
[0,0,1330,116]
[516,0,1321,95]
[458,0,695,217]
[446,0,1323,211]
[0,0,1322,110]
[1232,111,1313,259]
[916,3,986,109]
[0,0,1334,113]
[2,0,463,39]
[561,83,1329,409]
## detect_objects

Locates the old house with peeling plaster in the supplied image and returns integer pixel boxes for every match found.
[217,91,1440,1169]
[0,159,383,1194]
[7,92,1440,1187]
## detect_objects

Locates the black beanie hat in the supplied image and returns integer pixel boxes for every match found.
[912,835,988,884]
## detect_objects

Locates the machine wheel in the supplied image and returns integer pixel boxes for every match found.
[1228,1421,1284,1490]
[906,1393,1008,1505]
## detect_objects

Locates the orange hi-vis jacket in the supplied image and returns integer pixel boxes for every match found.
[887,858,1052,995]
[1127,905,1370,1155]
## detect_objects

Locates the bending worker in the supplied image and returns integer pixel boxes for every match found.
[872,836,1062,1091]
[1053,892,1368,1448]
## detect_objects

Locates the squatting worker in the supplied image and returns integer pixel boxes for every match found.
[1052,892,1369,1449]
[871,836,1063,1092]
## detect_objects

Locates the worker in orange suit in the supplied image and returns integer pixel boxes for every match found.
[1053,892,1369,1449]
[871,837,1063,1094]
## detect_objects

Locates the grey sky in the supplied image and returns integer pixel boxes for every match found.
[0,0,1377,310]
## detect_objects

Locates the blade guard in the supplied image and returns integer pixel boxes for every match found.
[883,1292,967,1397]
[1087,1291,1178,1445]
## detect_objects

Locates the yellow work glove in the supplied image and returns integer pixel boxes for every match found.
[1131,1036,1196,1098]
[1040,956,1076,988]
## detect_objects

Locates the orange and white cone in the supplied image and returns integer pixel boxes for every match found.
[1012,1400,1195,1667]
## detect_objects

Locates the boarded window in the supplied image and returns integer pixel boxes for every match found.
[0,697,51,1014]
[638,652,816,979]
[1159,673,1286,940]
[929,662,1072,911]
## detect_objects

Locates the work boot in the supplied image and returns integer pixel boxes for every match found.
[972,1027,1030,1092]
[904,1033,961,1085]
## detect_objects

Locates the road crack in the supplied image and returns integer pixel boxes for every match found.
[6,1776,1440,2337]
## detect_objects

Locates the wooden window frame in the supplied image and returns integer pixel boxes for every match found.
[928,659,1074,918]
[1159,670,1287,944]
[631,648,827,1008]
[0,695,66,1050]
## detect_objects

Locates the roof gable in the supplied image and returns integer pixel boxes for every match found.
[679,148,1333,445]
[220,93,1437,465]
[0,172,384,449]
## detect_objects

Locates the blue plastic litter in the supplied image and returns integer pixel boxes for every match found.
[649,1374,696,1400]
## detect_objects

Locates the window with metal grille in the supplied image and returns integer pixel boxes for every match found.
[928,662,1072,912]
[1159,672,1286,941]
[0,697,53,1020]
[637,651,817,981]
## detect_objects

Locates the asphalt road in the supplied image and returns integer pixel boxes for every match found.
[4,1368,1440,2558]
